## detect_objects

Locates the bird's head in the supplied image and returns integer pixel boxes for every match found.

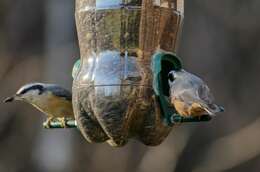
[4,83,45,103]
[168,69,186,84]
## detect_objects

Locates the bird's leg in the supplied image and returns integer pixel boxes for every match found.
[44,117,54,128]
[58,117,67,128]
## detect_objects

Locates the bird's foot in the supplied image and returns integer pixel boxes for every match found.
[43,117,54,128]
[58,117,67,128]
[170,114,183,125]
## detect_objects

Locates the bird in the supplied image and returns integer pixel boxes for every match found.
[3,83,74,128]
[168,69,224,117]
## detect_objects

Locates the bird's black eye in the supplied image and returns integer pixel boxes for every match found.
[37,85,44,95]
[168,72,175,82]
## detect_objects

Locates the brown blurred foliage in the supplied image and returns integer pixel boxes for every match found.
[0,0,260,172]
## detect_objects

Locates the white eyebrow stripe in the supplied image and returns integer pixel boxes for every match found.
[16,83,43,94]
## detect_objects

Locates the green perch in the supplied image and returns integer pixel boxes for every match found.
[43,120,77,129]
[43,115,211,129]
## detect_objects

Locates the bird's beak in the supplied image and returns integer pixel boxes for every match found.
[3,95,20,103]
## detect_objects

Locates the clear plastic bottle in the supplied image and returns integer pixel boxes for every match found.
[73,0,184,146]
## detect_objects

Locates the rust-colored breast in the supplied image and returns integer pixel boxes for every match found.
[172,99,207,117]
[32,93,74,118]
[47,96,74,118]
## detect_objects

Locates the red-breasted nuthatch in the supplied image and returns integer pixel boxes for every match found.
[168,69,224,117]
[4,83,74,127]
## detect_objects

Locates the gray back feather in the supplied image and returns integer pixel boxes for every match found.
[169,71,214,105]
[45,84,72,101]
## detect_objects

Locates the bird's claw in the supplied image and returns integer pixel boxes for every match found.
[43,117,54,128]
[58,117,67,128]
[43,117,74,128]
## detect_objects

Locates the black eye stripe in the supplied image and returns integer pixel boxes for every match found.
[168,73,175,82]
[20,85,44,95]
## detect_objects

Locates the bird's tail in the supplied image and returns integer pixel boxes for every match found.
[201,103,224,116]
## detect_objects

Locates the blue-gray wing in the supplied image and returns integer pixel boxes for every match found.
[46,84,72,101]
[170,75,210,105]
[197,84,214,104]
[172,82,214,106]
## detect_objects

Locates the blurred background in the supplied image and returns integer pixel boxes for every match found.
[0,0,260,172]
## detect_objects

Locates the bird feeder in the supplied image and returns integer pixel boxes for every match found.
[63,0,211,147]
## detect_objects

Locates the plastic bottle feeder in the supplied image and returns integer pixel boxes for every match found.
[46,0,211,147]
